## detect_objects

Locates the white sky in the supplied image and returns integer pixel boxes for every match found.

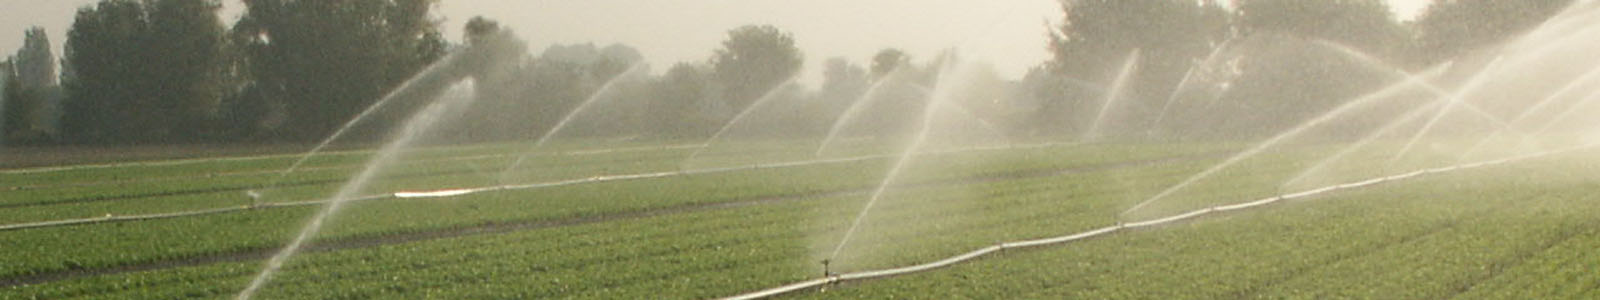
[0,0,1434,81]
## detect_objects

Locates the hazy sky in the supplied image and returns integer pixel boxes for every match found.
[1,0,1434,81]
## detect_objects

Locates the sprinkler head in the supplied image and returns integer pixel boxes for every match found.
[245,190,263,207]
[820,259,833,277]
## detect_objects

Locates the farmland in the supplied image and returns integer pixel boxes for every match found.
[2,141,1598,299]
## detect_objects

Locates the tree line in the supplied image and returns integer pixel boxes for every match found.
[1,0,820,146]
[1024,0,1575,139]
[0,0,1577,145]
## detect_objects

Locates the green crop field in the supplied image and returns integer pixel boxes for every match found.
[8,0,1599,299]
[2,141,1597,299]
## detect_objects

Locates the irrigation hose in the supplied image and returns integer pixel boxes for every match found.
[717,142,1598,300]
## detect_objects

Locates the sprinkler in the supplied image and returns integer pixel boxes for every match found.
[245,190,263,208]
[820,259,833,277]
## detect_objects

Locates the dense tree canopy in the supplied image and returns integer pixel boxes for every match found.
[60,0,227,144]
[14,28,54,89]
[1415,0,1576,64]
[646,63,716,138]
[1236,0,1408,59]
[1046,0,1230,135]
[1052,0,1229,74]
[820,57,868,102]
[869,48,910,80]
[6,0,1587,145]
[6,27,61,143]
[232,0,447,141]
[60,0,146,143]
[710,24,803,115]
[0,59,17,141]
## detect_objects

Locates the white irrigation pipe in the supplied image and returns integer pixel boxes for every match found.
[718,143,1597,300]
[0,156,877,232]
[4,144,715,192]
[1,142,1092,232]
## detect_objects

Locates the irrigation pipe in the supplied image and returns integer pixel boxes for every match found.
[719,143,1598,300]
[0,142,1086,232]
[0,156,876,232]
[3,144,722,194]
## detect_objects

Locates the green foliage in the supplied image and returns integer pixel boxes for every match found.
[232,0,447,142]
[710,25,804,115]
[4,28,61,144]
[5,143,1593,298]
[820,57,868,101]
[1237,0,1410,60]
[1034,0,1444,139]
[1,60,21,140]
[799,156,1600,299]
[60,0,229,144]
[869,48,909,80]
[1052,0,1230,75]
[145,0,231,139]
[424,17,528,143]
[0,142,1209,283]
[13,28,55,89]
[647,63,718,138]
[60,0,147,144]
[812,57,870,135]
[1045,0,1230,137]
[444,36,652,143]
[1415,0,1576,65]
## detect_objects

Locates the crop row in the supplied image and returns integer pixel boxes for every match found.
[789,150,1600,299]
[2,141,1526,298]
[0,141,539,187]
[0,143,700,207]
[0,142,866,224]
[0,142,1210,225]
[0,143,1229,280]
[2,146,1351,298]
[5,161,1182,298]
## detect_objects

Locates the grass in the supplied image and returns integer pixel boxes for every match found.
[795,150,1600,299]
[1,140,1595,299]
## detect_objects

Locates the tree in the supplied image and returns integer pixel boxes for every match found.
[458,16,528,81]
[820,57,868,101]
[813,57,870,136]
[1165,0,1410,138]
[1,59,17,141]
[647,63,717,138]
[869,48,909,80]
[1415,0,1575,64]
[232,0,448,141]
[1047,0,1231,136]
[1236,0,1408,60]
[443,16,535,143]
[6,27,60,143]
[61,1,145,143]
[60,0,229,144]
[710,25,803,114]
[537,42,644,85]
[145,0,230,139]
[15,27,55,89]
